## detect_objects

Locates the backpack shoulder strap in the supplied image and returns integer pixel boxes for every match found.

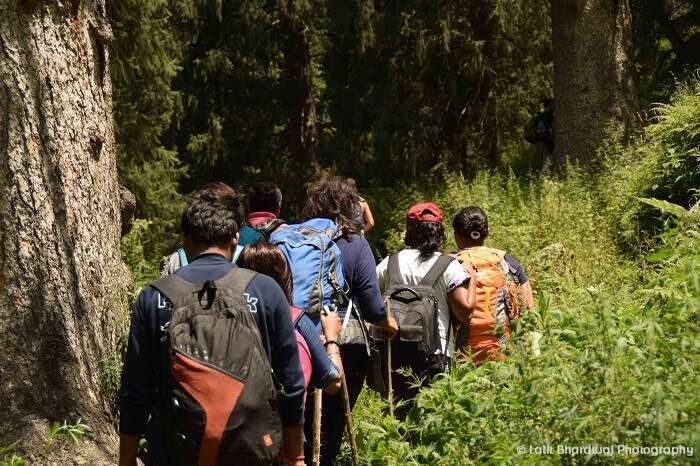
[290,306,305,326]
[150,273,201,304]
[177,247,188,267]
[387,253,404,286]
[419,254,454,288]
[214,267,257,294]
[256,218,285,236]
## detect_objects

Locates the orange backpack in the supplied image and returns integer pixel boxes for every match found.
[454,246,520,363]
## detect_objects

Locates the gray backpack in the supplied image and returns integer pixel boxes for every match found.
[150,268,282,466]
[377,253,453,356]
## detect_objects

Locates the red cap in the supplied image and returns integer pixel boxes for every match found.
[406,202,444,223]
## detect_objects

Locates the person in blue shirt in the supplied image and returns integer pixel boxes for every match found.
[119,183,306,466]
[300,177,399,466]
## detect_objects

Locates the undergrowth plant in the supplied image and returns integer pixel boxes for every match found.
[47,419,90,445]
[341,76,700,466]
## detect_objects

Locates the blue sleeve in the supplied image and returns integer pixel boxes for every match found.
[296,314,340,389]
[350,237,387,324]
[119,288,161,435]
[505,254,528,284]
[249,275,306,426]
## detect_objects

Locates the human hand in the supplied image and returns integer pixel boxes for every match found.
[379,315,399,339]
[279,457,305,466]
[321,309,342,342]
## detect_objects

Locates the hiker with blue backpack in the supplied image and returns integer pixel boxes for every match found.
[275,177,398,466]
[119,183,306,466]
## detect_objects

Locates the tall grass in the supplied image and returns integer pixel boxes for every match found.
[344,78,700,465]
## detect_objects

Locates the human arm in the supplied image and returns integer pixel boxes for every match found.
[119,435,139,466]
[119,290,160,466]
[446,261,477,324]
[347,237,397,337]
[296,313,342,394]
[280,425,305,466]
[505,254,534,310]
[259,279,306,462]
[520,281,535,310]
[320,310,343,394]
[360,200,375,232]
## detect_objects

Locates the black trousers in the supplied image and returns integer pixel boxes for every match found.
[303,345,368,466]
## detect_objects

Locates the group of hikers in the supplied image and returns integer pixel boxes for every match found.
[118,177,534,466]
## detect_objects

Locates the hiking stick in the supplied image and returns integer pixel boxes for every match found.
[340,371,359,466]
[385,298,394,418]
[313,388,322,466]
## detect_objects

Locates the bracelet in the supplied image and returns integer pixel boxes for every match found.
[327,351,341,357]
[324,340,339,348]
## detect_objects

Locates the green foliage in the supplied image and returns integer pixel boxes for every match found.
[0,456,25,466]
[121,219,165,291]
[341,77,700,466]
[110,0,186,256]
[0,442,25,466]
[601,75,700,253]
[47,419,90,444]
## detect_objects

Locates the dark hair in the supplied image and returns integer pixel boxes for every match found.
[302,176,361,235]
[237,242,293,303]
[452,206,489,242]
[247,181,282,213]
[181,182,244,246]
[404,221,446,258]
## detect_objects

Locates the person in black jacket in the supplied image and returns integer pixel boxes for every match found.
[119,183,306,466]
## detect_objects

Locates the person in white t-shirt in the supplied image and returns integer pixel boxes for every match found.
[376,202,476,418]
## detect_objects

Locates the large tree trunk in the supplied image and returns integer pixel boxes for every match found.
[551,0,638,164]
[0,0,128,462]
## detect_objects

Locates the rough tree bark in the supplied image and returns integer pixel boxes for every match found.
[551,0,639,164]
[0,0,129,462]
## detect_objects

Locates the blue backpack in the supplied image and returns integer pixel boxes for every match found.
[270,218,346,320]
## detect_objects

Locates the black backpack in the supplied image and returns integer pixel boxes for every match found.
[375,253,453,356]
[150,268,282,466]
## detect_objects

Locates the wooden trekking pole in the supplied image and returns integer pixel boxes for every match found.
[312,388,322,466]
[385,298,394,418]
[340,371,359,466]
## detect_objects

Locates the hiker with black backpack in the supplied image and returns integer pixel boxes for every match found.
[451,206,534,363]
[119,183,306,466]
[295,177,398,466]
[375,202,477,420]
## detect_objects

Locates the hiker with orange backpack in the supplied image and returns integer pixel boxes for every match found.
[451,206,534,363]
[119,183,306,466]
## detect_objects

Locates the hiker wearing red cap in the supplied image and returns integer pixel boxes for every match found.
[375,202,477,419]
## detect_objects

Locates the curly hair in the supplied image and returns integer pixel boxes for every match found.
[404,221,446,258]
[237,241,293,304]
[181,182,245,245]
[302,176,361,235]
[452,206,489,242]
